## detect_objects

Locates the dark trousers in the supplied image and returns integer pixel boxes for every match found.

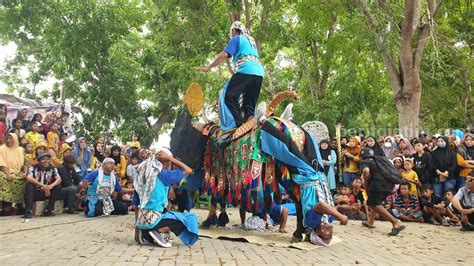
[153,218,185,236]
[60,185,79,210]
[94,199,129,216]
[25,182,61,212]
[225,73,263,127]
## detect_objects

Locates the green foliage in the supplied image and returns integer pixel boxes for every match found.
[0,0,471,145]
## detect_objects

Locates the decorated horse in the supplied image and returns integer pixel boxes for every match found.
[170,83,321,241]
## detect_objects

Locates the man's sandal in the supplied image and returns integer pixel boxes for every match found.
[362,221,376,229]
[388,225,406,236]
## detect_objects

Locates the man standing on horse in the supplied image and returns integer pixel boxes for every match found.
[196,21,264,134]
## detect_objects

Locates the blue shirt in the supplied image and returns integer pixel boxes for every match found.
[137,170,185,212]
[224,35,264,77]
[83,170,122,197]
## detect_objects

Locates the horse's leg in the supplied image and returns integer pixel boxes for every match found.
[217,185,230,227]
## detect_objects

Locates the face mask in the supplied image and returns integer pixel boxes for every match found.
[437,142,446,148]
[384,142,392,148]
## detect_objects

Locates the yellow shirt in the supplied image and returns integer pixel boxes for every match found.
[131,141,141,149]
[24,132,42,147]
[47,131,59,152]
[402,170,419,197]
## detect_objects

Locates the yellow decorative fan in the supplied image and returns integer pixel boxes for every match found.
[183,82,204,117]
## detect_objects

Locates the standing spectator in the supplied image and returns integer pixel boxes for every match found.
[365,136,385,157]
[319,139,337,192]
[431,136,457,197]
[401,158,420,197]
[58,155,80,214]
[454,134,474,189]
[0,133,26,214]
[451,176,474,231]
[342,137,361,186]
[413,139,434,185]
[382,137,398,159]
[23,153,62,218]
[72,137,93,179]
[399,137,416,157]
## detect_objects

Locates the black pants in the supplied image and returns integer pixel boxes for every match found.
[60,185,79,210]
[153,218,185,236]
[225,73,263,127]
[94,199,129,216]
[25,182,61,212]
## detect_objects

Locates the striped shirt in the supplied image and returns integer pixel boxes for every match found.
[393,194,419,210]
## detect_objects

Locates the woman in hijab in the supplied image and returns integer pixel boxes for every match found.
[382,136,399,159]
[27,113,43,131]
[0,133,26,214]
[53,143,72,168]
[342,136,361,186]
[110,145,127,185]
[399,137,416,157]
[365,136,385,157]
[454,134,474,189]
[72,137,93,179]
[319,139,337,192]
[431,136,458,197]
[90,142,106,170]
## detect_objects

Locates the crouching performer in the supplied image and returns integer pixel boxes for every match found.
[134,149,199,248]
[256,103,348,246]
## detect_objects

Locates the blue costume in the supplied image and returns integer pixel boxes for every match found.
[219,33,264,132]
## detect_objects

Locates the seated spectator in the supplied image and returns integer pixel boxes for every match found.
[47,123,60,156]
[23,153,62,218]
[126,154,140,182]
[58,155,81,214]
[9,118,26,139]
[391,182,423,223]
[72,137,93,179]
[52,143,72,168]
[0,104,7,145]
[23,142,36,167]
[443,189,461,225]
[351,178,368,220]
[80,158,130,217]
[334,183,354,217]
[401,158,420,197]
[0,133,26,215]
[451,176,474,231]
[419,184,449,225]
[24,122,43,147]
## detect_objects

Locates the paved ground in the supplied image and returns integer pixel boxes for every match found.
[0,208,472,265]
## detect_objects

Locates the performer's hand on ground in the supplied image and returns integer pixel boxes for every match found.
[278,228,288,233]
[339,215,349,225]
[195,66,210,72]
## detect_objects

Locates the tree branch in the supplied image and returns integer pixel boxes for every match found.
[414,0,442,68]
[359,0,402,93]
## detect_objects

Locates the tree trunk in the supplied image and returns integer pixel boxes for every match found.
[395,82,422,138]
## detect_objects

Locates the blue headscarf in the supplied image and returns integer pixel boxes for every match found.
[72,137,93,175]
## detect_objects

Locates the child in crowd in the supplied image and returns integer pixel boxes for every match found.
[332,182,344,202]
[392,182,423,223]
[402,158,420,197]
[122,181,134,204]
[419,184,449,225]
[334,183,355,217]
[131,133,141,150]
[23,142,36,167]
[24,122,43,148]
[413,139,434,184]
[443,189,461,225]
[392,157,404,174]
[126,154,140,182]
[10,118,26,139]
[351,178,368,220]
[47,123,60,156]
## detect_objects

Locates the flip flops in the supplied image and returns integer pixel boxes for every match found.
[362,221,376,229]
[388,225,406,236]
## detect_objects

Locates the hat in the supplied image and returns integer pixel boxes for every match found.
[36,152,51,160]
[419,131,428,137]
[158,147,173,157]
